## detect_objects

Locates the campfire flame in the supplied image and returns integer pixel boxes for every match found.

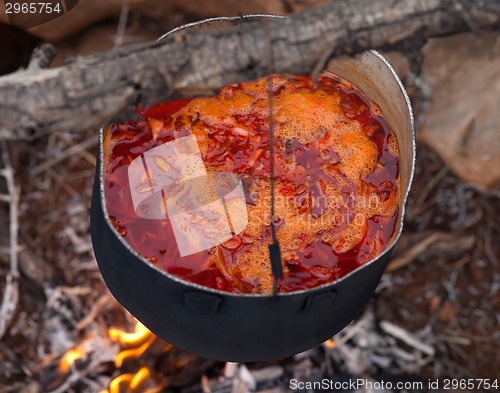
[101,319,169,392]
[101,366,165,393]
[109,320,150,345]
[56,317,339,393]
[109,320,159,368]
[55,318,175,392]
[58,347,85,374]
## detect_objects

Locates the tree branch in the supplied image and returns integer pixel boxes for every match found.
[0,0,499,139]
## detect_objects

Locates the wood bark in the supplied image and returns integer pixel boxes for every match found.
[0,0,499,139]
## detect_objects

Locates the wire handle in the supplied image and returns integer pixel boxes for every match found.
[263,20,283,295]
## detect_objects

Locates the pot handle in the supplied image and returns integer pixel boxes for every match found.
[184,292,222,315]
[302,291,337,314]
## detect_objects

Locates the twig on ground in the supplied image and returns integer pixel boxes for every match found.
[56,132,97,166]
[334,308,372,346]
[435,334,472,346]
[379,320,435,357]
[0,141,20,340]
[32,135,98,176]
[77,293,114,331]
[483,231,500,266]
[45,167,81,199]
[63,227,93,254]
[386,232,444,273]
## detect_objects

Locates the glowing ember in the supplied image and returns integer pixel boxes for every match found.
[323,338,336,349]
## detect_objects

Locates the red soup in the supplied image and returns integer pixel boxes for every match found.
[103,72,400,294]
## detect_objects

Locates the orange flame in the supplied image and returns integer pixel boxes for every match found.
[56,319,169,392]
[100,366,164,393]
[323,338,336,349]
[99,319,170,392]
[58,347,85,374]
[109,321,158,367]
[109,320,151,346]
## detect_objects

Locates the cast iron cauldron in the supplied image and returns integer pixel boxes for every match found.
[90,16,415,362]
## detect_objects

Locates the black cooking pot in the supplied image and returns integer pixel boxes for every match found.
[90,16,415,362]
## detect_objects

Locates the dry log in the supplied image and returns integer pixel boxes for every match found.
[0,0,499,139]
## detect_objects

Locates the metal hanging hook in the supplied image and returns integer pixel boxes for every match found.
[263,20,283,295]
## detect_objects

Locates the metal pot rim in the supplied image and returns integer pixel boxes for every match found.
[157,14,287,41]
[97,16,415,298]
